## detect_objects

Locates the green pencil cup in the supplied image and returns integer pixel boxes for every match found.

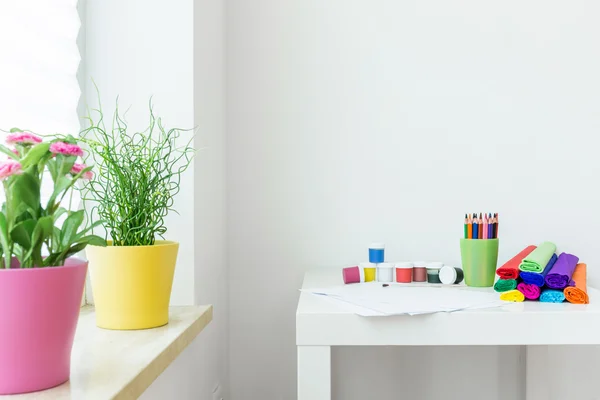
[459,239,499,287]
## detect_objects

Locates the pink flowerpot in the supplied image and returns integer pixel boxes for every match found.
[0,258,87,395]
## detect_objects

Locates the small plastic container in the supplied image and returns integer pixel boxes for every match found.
[360,262,377,282]
[426,262,444,283]
[395,262,413,283]
[413,261,427,282]
[369,243,385,263]
[439,265,464,285]
[377,263,394,282]
[342,265,365,284]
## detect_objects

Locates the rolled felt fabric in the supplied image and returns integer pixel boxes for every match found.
[545,252,579,289]
[519,241,557,272]
[497,245,537,279]
[494,279,518,293]
[564,263,589,304]
[540,289,565,303]
[517,282,541,300]
[500,290,525,302]
[520,253,558,287]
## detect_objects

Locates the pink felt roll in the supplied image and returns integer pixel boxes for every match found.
[517,282,541,300]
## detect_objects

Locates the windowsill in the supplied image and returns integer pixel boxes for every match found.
[0,305,213,399]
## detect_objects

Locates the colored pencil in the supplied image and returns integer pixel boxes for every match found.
[464,214,468,239]
[495,213,499,238]
[488,213,493,238]
[482,213,488,240]
[467,214,473,239]
[493,213,498,239]
[473,214,478,239]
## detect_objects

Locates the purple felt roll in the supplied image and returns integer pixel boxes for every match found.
[545,252,579,289]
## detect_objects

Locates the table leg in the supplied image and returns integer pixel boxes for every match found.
[297,346,331,400]
[526,345,549,400]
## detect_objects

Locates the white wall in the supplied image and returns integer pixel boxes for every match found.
[85,0,227,399]
[227,1,600,399]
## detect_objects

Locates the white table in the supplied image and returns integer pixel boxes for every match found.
[296,268,600,400]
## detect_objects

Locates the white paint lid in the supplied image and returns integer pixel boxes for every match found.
[413,261,427,267]
[377,262,393,269]
[439,265,457,284]
[360,262,377,269]
[369,243,385,249]
[426,262,444,269]
[395,262,413,269]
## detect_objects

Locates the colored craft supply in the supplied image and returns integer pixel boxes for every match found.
[369,243,385,263]
[545,252,579,289]
[460,238,499,287]
[495,213,499,238]
[426,262,443,283]
[439,265,464,285]
[520,253,557,287]
[517,282,541,300]
[377,263,394,283]
[518,241,557,273]
[412,261,427,282]
[472,218,478,239]
[342,265,364,284]
[540,289,565,303]
[482,214,488,241]
[494,279,517,292]
[395,262,413,283]
[361,262,377,282]
[564,263,589,304]
[500,289,525,302]
[382,284,389,287]
[467,215,473,239]
[497,245,537,280]
[464,214,468,239]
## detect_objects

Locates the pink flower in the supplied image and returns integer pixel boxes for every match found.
[6,132,43,145]
[0,160,23,179]
[49,142,84,157]
[70,163,93,180]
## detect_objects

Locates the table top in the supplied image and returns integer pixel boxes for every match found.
[296,268,600,346]
[2,305,212,400]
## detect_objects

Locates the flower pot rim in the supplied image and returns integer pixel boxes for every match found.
[90,240,179,249]
[0,257,87,273]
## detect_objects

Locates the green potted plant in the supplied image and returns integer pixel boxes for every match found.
[0,130,106,394]
[81,100,194,330]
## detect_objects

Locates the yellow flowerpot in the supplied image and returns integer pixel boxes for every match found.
[87,240,179,330]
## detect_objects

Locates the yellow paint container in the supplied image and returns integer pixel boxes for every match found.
[87,240,179,330]
[361,262,377,282]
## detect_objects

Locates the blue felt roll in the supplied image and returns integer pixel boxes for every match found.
[520,253,557,287]
[539,289,565,303]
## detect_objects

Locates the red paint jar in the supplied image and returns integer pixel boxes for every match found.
[395,262,413,283]
[413,261,427,282]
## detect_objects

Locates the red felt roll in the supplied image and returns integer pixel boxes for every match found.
[496,245,537,280]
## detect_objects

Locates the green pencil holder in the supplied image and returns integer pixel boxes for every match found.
[459,239,499,287]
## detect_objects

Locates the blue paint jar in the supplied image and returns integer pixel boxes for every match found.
[368,243,385,263]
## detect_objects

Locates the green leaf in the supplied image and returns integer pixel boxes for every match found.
[0,213,11,268]
[9,128,22,133]
[75,235,106,247]
[28,216,53,267]
[0,144,18,160]
[58,155,77,176]
[20,142,50,170]
[46,176,72,211]
[11,220,36,249]
[11,173,40,216]
[61,210,84,247]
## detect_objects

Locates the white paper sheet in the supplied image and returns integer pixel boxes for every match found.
[301,283,506,316]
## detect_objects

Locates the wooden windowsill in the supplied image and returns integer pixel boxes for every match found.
[1,305,213,399]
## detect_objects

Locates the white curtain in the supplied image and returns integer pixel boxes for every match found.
[0,0,81,203]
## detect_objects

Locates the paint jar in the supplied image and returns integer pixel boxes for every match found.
[342,266,365,284]
[377,263,394,282]
[395,262,413,283]
[460,238,499,287]
[426,262,443,283]
[369,243,385,263]
[413,261,427,282]
[439,265,464,285]
[360,262,377,282]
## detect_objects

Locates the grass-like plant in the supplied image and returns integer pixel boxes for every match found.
[80,99,194,246]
